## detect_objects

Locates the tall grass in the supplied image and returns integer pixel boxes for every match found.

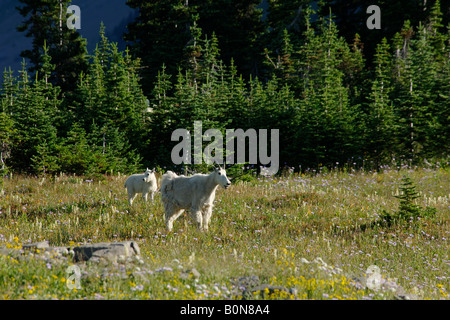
[0,167,448,300]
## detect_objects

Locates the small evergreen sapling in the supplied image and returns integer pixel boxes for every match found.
[394,175,422,221]
[380,175,436,227]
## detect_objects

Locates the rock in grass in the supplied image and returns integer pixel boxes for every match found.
[44,247,69,257]
[395,292,419,300]
[22,241,50,252]
[72,241,141,262]
[22,241,68,258]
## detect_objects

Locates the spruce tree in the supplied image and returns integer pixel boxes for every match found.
[16,0,88,94]
[391,20,417,162]
[125,0,264,94]
[263,29,297,88]
[318,0,448,63]
[424,1,449,159]
[365,38,395,168]
[124,0,195,96]
[293,9,360,168]
[0,112,14,178]
[195,0,264,78]
[0,68,17,173]
[394,175,421,220]
[9,48,61,173]
[264,0,310,52]
[146,65,176,166]
[69,25,146,172]
[223,59,250,129]
[392,18,446,163]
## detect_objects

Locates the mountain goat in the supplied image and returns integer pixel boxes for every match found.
[124,168,157,205]
[160,166,231,231]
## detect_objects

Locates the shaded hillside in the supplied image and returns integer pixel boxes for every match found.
[0,0,136,72]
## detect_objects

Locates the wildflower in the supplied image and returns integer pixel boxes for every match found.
[131,284,144,291]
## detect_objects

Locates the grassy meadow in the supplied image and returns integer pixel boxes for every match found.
[0,166,448,300]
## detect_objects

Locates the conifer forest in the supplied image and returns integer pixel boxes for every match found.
[1,0,449,177]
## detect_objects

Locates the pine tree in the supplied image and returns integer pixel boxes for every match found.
[9,49,61,173]
[341,33,367,110]
[70,25,147,172]
[16,0,88,94]
[263,29,297,88]
[0,68,19,184]
[146,65,176,166]
[0,112,14,177]
[293,9,361,168]
[434,23,450,158]
[391,20,417,162]
[265,0,310,46]
[1,68,17,113]
[223,59,250,129]
[364,38,396,168]
[196,0,264,78]
[178,21,229,129]
[31,140,61,175]
[392,18,446,163]
[394,175,421,220]
[424,2,450,159]
[125,0,264,94]
[318,0,448,63]
[0,68,17,172]
[0,112,14,190]
[124,0,195,96]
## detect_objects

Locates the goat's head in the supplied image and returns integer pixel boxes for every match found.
[214,165,231,189]
[143,168,155,182]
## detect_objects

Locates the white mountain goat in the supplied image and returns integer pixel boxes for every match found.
[124,168,157,205]
[160,166,231,231]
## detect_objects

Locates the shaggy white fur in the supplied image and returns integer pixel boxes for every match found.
[160,166,231,231]
[124,168,157,205]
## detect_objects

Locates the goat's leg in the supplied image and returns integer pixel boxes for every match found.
[190,207,203,231]
[202,204,213,231]
[128,192,137,205]
[165,205,184,231]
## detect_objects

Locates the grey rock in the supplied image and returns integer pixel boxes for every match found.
[45,246,69,257]
[22,241,50,252]
[19,241,69,260]
[73,243,112,262]
[72,241,140,262]
[394,293,419,300]
[289,287,298,296]
[89,248,126,263]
